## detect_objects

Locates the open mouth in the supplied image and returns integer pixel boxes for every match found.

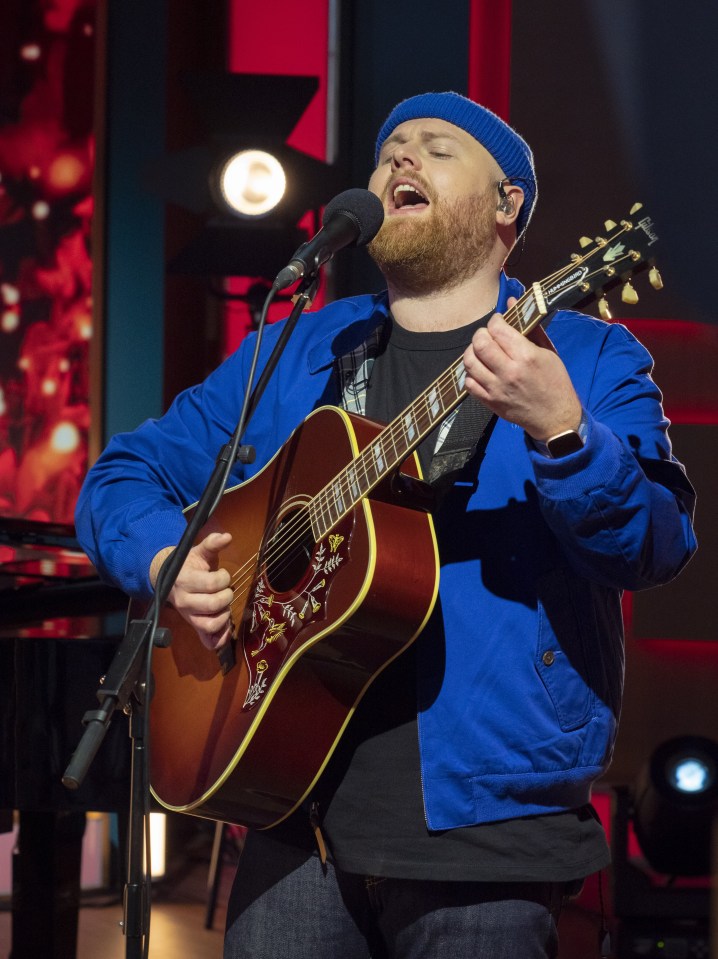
[390,180,430,213]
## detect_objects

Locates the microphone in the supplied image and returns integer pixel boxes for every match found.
[274,188,384,291]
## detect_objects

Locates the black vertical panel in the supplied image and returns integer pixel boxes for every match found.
[162,0,227,407]
[102,0,227,436]
[334,0,471,297]
[509,2,640,305]
[586,0,718,326]
[101,0,168,439]
[510,0,718,326]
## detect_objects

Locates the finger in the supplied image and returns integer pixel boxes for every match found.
[463,338,492,386]
[192,606,232,634]
[469,321,512,379]
[484,310,531,359]
[486,296,518,341]
[178,563,232,593]
[198,620,233,652]
[183,585,234,615]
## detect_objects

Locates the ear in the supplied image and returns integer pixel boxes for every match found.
[496,184,524,227]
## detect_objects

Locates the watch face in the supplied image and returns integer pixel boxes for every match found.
[547,430,585,458]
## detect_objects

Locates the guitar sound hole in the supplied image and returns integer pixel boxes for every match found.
[264,507,316,594]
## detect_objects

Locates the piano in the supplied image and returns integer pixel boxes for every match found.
[0,518,130,959]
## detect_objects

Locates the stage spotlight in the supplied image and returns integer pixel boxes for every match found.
[670,755,714,795]
[144,72,347,279]
[215,150,287,219]
[631,736,718,877]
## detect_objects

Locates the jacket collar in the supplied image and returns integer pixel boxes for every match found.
[306,273,524,375]
[306,292,391,373]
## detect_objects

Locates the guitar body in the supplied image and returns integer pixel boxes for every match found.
[148,405,440,829]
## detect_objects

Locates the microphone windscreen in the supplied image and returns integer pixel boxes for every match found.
[321,189,384,247]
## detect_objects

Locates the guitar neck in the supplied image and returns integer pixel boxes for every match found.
[310,206,659,540]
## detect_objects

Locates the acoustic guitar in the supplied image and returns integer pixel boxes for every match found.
[147,205,660,828]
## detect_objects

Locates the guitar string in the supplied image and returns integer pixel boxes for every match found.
[226,243,639,613]
[225,232,638,609]
[225,238,638,610]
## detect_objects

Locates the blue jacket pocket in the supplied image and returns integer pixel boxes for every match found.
[535,569,594,732]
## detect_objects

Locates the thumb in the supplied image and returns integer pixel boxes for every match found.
[194,530,232,567]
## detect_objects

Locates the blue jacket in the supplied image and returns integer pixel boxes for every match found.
[75,273,697,829]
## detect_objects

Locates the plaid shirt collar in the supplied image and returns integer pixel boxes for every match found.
[336,322,385,415]
[335,312,459,455]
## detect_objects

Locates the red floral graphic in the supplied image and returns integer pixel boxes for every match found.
[0,0,95,523]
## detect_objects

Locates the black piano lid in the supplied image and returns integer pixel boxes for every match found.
[0,516,127,630]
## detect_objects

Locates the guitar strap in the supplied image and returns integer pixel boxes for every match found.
[427,396,497,490]
[334,312,497,493]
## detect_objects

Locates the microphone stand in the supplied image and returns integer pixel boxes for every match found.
[62,271,320,958]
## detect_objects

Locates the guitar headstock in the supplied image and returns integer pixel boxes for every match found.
[540,203,662,320]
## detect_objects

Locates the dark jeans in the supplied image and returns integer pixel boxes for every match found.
[224,830,568,959]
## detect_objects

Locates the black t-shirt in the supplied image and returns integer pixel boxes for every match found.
[282,315,611,882]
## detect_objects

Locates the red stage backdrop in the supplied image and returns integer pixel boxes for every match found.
[468,0,512,118]
[0,0,96,524]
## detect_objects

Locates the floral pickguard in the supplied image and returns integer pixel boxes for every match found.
[241,515,353,710]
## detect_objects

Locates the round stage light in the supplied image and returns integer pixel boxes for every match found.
[632,736,718,876]
[666,754,715,796]
[216,150,286,218]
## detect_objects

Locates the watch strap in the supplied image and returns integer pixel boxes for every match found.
[530,411,588,459]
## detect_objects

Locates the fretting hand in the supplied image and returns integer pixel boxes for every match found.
[462,298,582,442]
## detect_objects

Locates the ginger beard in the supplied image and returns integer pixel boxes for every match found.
[368,179,498,295]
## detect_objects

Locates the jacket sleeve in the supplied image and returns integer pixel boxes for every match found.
[528,318,697,590]
[74,341,256,601]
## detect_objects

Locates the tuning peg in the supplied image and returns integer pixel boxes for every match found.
[579,236,593,248]
[621,281,639,305]
[604,219,617,231]
[649,266,664,290]
[598,297,612,321]
[630,202,643,215]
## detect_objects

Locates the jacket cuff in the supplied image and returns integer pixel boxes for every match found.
[108,508,188,601]
[527,414,625,502]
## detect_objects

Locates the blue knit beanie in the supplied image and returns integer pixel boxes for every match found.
[375,91,537,236]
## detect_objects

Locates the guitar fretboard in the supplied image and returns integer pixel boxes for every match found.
[312,358,469,539]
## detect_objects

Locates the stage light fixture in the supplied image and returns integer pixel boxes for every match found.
[214,149,287,218]
[631,736,718,877]
[144,72,347,278]
[670,755,714,795]
[610,740,717,958]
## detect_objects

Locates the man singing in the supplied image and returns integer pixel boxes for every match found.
[76,92,697,957]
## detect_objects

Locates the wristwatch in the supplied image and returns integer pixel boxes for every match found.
[530,412,588,459]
